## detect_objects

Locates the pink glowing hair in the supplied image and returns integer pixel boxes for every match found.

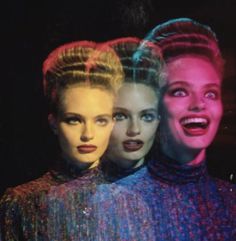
[141,18,224,77]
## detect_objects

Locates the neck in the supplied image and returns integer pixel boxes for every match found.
[107,156,145,170]
[161,143,206,166]
[119,157,145,170]
[88,159,100,169]
[62,153,99,171]
[131,157,145,169]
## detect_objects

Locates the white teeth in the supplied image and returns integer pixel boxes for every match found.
[181,118,208,125]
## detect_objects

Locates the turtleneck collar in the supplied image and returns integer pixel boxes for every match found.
[50,157,103,182]
[147,148,208,184]
[101,159,146,182]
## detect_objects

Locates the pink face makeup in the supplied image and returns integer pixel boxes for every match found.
[160,56,223,153]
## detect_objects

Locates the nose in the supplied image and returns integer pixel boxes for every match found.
[80,122,94,142]
[126,118,141,137]
[188,94,206,112]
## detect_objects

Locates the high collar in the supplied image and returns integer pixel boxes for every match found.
[50,157,104,182]
[101,159,146,182]
[147,148,208,184]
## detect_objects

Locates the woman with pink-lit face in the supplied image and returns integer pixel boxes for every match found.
[89,20,235,241]
[160,55,223,164]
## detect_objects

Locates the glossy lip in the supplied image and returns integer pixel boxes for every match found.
[180,115,210,136]
[122,139,144,152]
[77,145,97,154]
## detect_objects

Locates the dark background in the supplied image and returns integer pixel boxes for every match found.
[1,0,236,195]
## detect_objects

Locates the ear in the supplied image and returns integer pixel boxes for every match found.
[48,113,58,135]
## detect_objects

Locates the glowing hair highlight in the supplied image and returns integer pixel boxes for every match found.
[142,18,224,77]
[105,37,163,93]
[42,40,124,114]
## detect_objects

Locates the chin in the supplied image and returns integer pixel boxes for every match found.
[183,141,210,151]
[124,153,143,161]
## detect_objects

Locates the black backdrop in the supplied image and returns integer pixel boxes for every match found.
[1,0,236,195]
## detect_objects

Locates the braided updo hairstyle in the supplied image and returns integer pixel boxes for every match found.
[141,18,224,77]
[105,37,163,95]
[43,40,124,115]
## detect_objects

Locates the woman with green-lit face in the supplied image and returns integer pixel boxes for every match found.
[101,38,163,179]
[107,82,159,169]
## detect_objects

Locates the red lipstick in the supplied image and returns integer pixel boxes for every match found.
[77,145,97,154]
[180,115,210,136]
[122,140,144,152]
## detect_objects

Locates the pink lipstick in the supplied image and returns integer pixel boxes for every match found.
[77,145,97,154]
[180,115,209,136]
[122,140,144,152]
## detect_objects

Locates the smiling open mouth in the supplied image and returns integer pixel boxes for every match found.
[180,117,209,136]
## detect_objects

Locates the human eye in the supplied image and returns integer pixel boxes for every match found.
[205,90,220,100]
[96,117,111,126]
[170,88,188,97]
[113,112,127,121]
[64,116,82,125]
[141,112,157,122]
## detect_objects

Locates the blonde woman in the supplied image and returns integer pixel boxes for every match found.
[0,40,123,240]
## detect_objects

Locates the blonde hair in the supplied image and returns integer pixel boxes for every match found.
[42,40,124,114]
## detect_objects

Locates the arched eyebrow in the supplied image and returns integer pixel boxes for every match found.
[167,81,221,89]
[63,112,112,118]
[113,107,158,115]
[95,114,113,119]
[204,83,221,89]
[167,81,190,88]
[161,81,189,93]
[113,107,129,113]
[140,108,158,114]
[59,112,84,121]
[58,112,113,122]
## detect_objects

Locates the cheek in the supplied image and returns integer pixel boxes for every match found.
[213,102,223,120]
[96,125,114,144]
[58,126,79,146]
[110,123,127,141]
[162,97,178,117]
[143,122,159,141]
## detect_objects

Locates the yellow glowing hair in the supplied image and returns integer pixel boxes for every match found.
[42,40,124,114]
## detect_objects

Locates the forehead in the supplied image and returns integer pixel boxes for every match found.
[163,55,221,87]
[60,85,114,115]
[114,83,158,110]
